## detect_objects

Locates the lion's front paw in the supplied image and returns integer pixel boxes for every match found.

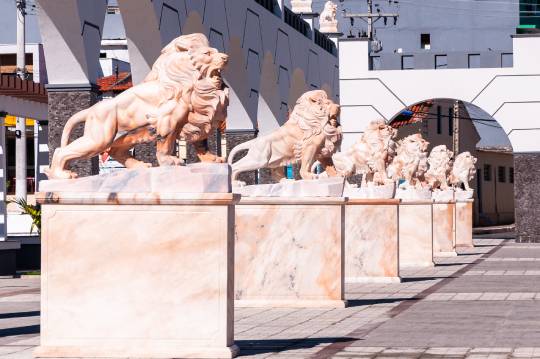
[158,155,184,166]
[232,180,246,187]
[214,156,225,163]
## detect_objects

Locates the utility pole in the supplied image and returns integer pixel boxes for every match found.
[342,0,399,41]
[452,100,460,157]
[15,0,27,201]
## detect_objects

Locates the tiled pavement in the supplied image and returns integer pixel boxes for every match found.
[3,235,540,358]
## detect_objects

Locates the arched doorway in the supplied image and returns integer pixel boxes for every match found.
[389,98,514,228]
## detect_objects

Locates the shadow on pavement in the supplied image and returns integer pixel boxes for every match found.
[0,311,40,320]
[0,325,40,337]
[236,336,355,356]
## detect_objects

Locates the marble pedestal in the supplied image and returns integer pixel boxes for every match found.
[455,199,474,248]
[235,197,346,308]
[433,202,457,257]
[345,199,400,283]
[35,192,239,359]
[398,201,434,268]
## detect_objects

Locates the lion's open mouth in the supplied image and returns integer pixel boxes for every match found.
[206,66,224,88]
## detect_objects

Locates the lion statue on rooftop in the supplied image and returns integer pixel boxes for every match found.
[46,33,229,179]
[319,1,338,32]
[387,133,429,189]
[425,145,453,190]
[449,151,477,191]
[227,90,341,184]
[331,119,397,186]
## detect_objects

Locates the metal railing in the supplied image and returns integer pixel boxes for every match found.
[314,29,336,55]
[254,0,275,14]
[284,7,310,38]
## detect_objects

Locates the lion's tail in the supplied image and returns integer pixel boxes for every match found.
[60,109,89,147]
[227,138,256,165]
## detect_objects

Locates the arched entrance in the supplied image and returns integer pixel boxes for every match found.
[389,98,514,228]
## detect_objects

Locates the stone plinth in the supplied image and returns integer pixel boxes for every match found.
[456,199,474,248]
[345,199,400,283]
[235,197,346,308]
[398,200,434,268]
[35,191,238,359]
[433,202,457,257]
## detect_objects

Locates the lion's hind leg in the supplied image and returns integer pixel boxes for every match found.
[230,145,271,184]
[47,137,107,179]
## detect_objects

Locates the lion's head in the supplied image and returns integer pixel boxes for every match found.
[427,145,453,172]
[450,151,477,185]
[143,33,230,143]
[321,1,337,21]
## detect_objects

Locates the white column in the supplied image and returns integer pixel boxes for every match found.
[15,117,27,200]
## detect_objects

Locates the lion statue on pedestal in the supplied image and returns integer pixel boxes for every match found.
[331,119,397,186]
[319,1,338,33]
[387,133,430,189]
[227,90,341,184]
[46,33,229,179]
[425,145,453,190]
[449,151,477,191]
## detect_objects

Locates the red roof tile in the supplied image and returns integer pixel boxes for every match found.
[97,72,132,92]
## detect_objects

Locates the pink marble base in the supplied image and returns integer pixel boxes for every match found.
[235,197,346,308]
[35,193,238,359]
[399,201,434,268]
[433,202,457,256]
[455,200,474,248]
[345,199,400,283]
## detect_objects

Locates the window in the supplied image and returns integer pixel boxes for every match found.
[370,56,381,70]
[501,53,513,68]
[421,33,431,50]
[401,55,414,70]
[484,164,492,182]
[498,166,506,182]
[510,167,514,183]
[448,107,454,136]
[435,55,448,69]
[99,52,107,58]
[436,105,442,134]
[468,54,481,68]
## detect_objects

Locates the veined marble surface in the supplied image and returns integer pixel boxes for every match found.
[36,201,237,358]
[39,163,232,194]
[456,200,474,248]
[433,202,457,256]
[432,189,455,202]
[344,182,396,199]
[395,187,432,200]
[399,203,434,268]
[235,201,345,307]
[345,201,400,283]
[233,177,345,197]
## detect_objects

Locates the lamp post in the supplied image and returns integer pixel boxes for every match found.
[15,0,27,201]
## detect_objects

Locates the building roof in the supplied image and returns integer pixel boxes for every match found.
[390,101,433,128]
[97,72,132,92]
[0,74,47,103]
[464,103,513,152]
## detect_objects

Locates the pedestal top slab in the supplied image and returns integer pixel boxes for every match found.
[400,199,434,205]
[238,196,346,205]
[346,198,400,205]
[39,163,232,194]
[234,177,345,197]
[36,192,240,205]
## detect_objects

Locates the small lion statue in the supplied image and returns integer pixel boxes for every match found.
[425,145,453,190]
[227,90,340,184]
[449,151,477,191]
[387,133,429,189]
[46,33,229,179]
[319,1,338,33]
[331,119,397,187]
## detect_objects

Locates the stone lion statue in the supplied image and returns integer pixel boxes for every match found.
[331,119,397,186]
[449,151,477,191]
[319,1,338,33]
[46,33,229,179]
[227,90,340,184]
[387,133,429,189]
[425,145,453,190]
